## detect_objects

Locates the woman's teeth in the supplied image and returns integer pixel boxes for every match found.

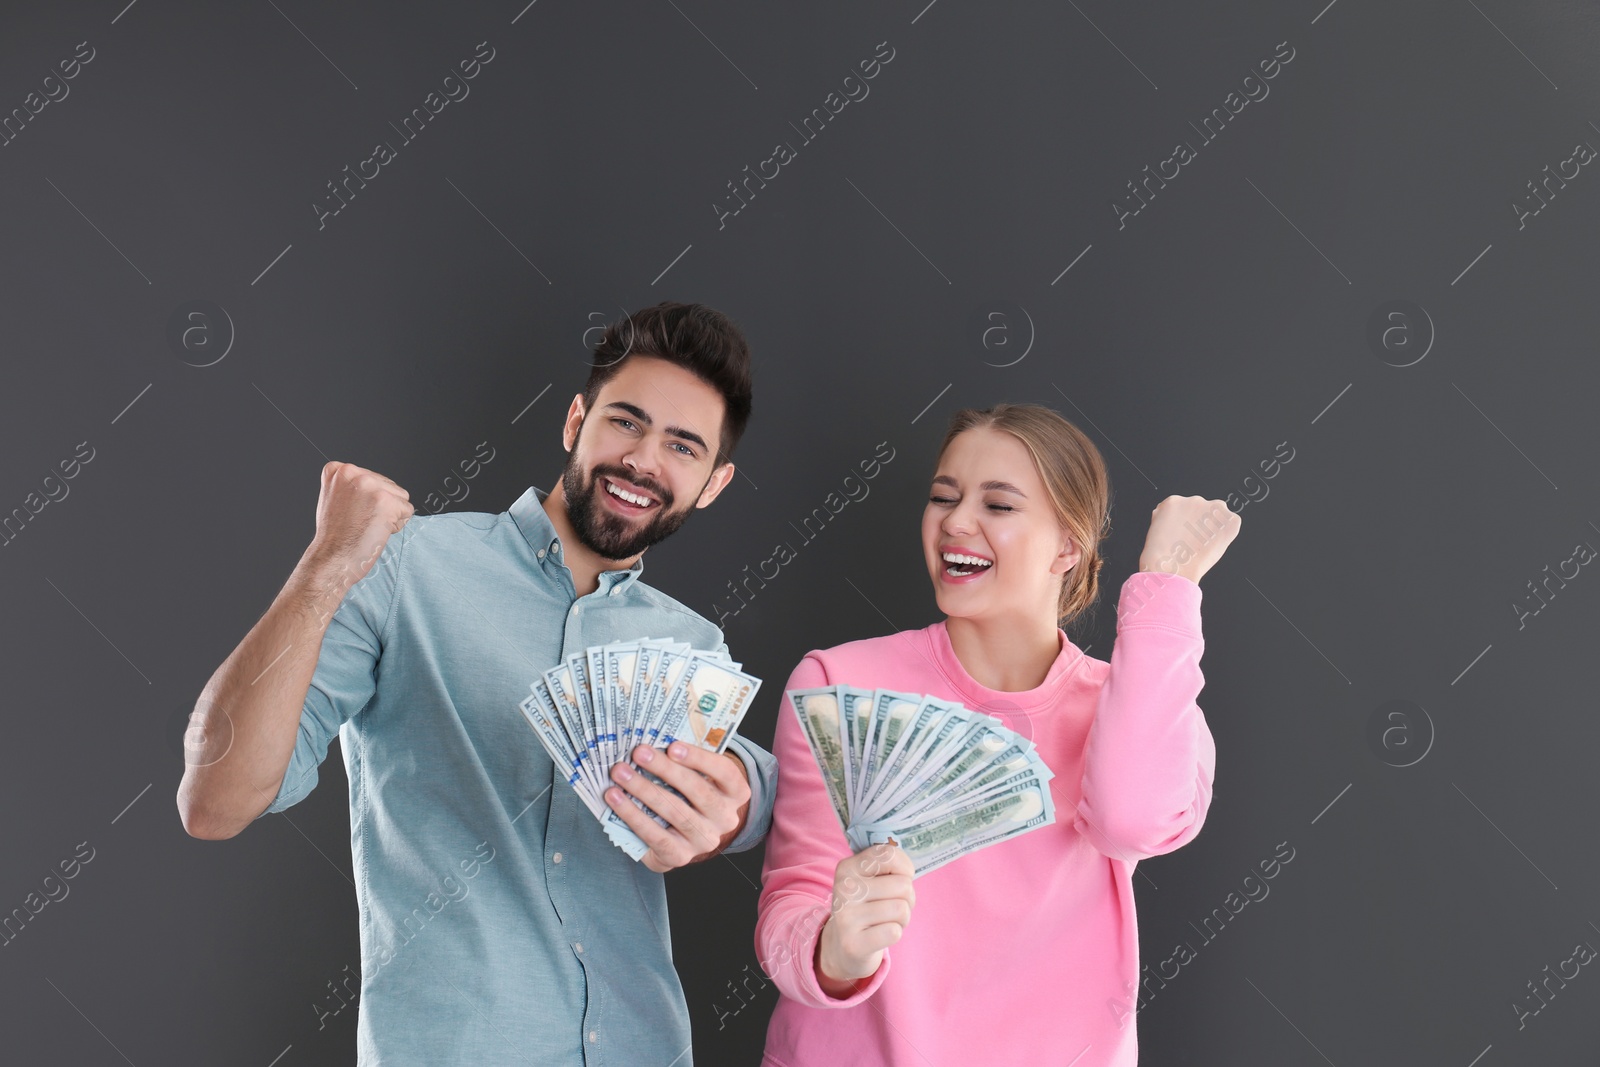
[941,551,992,577]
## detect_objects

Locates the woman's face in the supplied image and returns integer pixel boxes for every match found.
[921,426,1079,623]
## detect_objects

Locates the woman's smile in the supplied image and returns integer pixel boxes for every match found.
[939,547,994,583]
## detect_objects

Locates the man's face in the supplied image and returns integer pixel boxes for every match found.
[560,355,736,560]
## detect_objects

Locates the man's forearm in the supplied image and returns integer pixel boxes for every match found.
[176,548,354,839]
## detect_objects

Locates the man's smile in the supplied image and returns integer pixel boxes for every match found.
[600,474,661,514]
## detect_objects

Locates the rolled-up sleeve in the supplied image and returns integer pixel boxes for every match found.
[259,524,411,816]
[722,733,778,853]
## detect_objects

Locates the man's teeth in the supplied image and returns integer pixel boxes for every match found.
[605,480,653,507]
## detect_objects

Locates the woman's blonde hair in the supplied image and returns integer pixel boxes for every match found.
[936,403,1112,629]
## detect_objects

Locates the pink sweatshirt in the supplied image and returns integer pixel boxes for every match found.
[755,570,1216,1067]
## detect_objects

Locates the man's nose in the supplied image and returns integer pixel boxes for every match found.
[620,442,661,481]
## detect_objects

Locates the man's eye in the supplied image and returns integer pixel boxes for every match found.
[613,418,638,431]
[672,442,694,456]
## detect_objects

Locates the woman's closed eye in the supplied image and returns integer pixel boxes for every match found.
[929,494,1015,512]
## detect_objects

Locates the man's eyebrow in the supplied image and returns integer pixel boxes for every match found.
[931,474,1027,496]
[603,401,710,453]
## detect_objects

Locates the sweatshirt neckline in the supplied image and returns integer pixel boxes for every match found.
[925,619,1087,712]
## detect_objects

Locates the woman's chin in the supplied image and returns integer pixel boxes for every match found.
[932,587,983,618]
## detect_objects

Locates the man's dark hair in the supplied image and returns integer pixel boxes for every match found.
[583,302,754,463]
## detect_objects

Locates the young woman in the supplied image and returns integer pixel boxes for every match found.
[755,403,1239,1066]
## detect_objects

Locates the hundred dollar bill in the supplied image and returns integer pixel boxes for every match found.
[888,759,1054,828]
[856,696,969,823]
[856,690,924,815]
[566,655,596,784]
[604,811,652,859]
[516,639,764,864]
[614,647,757,834]
[837,685,874,822]
[586,645,613,781]
[788,687,851,830]
[543,660,600,801]
[882,731,1047,827]
[624,640,668,751]
[606,641,711,847]
[870,718,1016,824]
[622,642,695,822]
[642,642,695,746]
[620,641,695,829]
[853,709,977,824]
[518,688,598,814]
[603,642,640,770]
[659,651,761,754]
[864,774,1056,877]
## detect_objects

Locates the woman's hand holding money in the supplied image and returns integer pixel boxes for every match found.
[604,742,751,873]
[816,843,916,998]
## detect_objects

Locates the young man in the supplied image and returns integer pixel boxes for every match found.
[176,302,777,1066]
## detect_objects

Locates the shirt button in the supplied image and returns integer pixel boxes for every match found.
[571,604,581,615]
[537,549,545,559]
[552,852,563,864]
[609,586,620,597]
[588,1031,598,1043]
[574,941,584,954]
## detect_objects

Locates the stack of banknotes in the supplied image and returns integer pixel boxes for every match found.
[788,686,1056,877]
[518,640,762,860]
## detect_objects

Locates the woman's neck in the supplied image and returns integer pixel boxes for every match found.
[944,610,1063,692]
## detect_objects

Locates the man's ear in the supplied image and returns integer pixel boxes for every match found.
[561,394,585,452]
[695,462,737,508]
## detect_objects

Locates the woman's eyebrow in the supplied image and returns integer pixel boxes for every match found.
[931,475,1027,496]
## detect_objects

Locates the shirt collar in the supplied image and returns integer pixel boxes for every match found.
[509,485,644,594]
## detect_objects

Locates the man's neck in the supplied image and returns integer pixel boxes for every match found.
[542,486,642,598]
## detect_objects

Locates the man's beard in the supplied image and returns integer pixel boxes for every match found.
[562,457,698,560]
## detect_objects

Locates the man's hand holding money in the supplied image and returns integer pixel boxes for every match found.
[605,743,751,873]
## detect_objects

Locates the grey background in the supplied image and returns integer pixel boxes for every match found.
[2,0,1598,1064]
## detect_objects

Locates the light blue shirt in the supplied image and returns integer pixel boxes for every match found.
[263,486,778,1066]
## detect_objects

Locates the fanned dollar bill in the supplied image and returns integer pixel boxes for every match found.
[786,686,1055,878]
[518,640,761,861]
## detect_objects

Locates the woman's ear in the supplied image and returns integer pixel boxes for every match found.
[1050,532,1081,576]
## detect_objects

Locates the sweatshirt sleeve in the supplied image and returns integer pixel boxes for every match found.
[755,653,892,1008]
[1073,570,1217,862]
